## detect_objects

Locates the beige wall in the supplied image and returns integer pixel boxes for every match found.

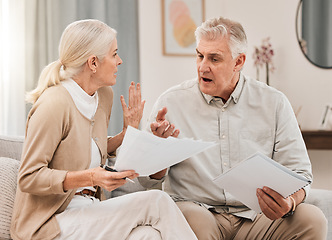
[138,0,332,190]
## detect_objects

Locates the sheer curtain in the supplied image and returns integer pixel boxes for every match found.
[0,0,26,136]
[1,0,139,136]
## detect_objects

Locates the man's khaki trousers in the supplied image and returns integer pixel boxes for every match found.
[177,201,327,240]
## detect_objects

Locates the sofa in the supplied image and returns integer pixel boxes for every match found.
[1,135,331,239]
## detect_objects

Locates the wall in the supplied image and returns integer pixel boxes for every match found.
[138,0,332,190]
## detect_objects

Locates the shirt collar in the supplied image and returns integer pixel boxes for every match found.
[200,73,245,105]
[63,78,98,104]
[201,91,214,104]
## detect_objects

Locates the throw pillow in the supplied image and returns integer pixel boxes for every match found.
[0,157,20,240]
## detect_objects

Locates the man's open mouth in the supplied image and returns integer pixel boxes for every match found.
[202,77,212,82]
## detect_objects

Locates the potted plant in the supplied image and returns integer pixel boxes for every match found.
[253,37,275,86]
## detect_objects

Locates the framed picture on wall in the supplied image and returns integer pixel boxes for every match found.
[162,0,205,56]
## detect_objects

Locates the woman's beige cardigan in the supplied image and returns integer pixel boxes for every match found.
[10,85,113,240]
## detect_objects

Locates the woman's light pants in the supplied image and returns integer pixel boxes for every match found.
[54,190,197,240]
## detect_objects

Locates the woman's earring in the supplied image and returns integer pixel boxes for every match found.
[93,69,96,73]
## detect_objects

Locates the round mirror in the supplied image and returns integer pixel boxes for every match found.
[296,0,332,69]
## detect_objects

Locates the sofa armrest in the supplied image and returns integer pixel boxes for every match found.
[305,188,332,239]
[0,135,24,161]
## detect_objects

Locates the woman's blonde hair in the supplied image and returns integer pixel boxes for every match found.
[26,19,117,104]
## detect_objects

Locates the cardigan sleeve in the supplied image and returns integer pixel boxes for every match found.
[18,88,69,195]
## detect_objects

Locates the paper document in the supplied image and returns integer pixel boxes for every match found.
[114,126,217,176]
[213,152,311,213]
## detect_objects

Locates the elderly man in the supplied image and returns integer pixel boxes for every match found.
[140,16,327,239]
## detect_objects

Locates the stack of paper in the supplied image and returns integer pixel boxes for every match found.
[213,152,311,213]
[114,126,217,176]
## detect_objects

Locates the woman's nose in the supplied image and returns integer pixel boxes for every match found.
[118,56,123,65]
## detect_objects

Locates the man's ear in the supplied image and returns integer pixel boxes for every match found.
[234,53,246,72]
[87,55,98,73]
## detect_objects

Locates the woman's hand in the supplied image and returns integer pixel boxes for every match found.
[63,167,138,192]
[121,82,145,130]
[106,82,145,154]
[89,167,138,192]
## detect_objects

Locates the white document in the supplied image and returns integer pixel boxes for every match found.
[114,126,217,176]
[213,152,311,213]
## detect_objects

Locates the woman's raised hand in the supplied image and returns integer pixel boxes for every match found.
[120,82,145,130]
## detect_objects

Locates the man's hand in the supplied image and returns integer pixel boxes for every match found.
[149,169,167,180]
[149,107,179,180]
[256,186,305,220]
[150,107,180,138]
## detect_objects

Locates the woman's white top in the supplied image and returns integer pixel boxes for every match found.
[61,79,101,193]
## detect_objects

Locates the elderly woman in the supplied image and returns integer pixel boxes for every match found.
[10,19,197,240]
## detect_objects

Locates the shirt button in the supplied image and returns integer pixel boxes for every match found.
[221,108,225,112]
[222,135,226,139]
[223,162,227,166]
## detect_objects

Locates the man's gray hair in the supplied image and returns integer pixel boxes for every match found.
[195,16,247,58]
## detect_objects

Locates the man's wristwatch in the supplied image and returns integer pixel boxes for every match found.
[282,196,296,218]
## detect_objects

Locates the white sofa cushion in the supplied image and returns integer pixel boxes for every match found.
[0,157,20,240]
